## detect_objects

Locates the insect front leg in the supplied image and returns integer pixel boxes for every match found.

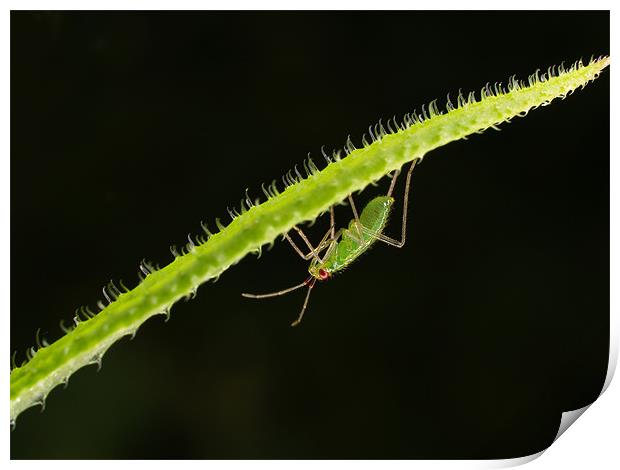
[284,208,338,262]
[284,230,328,262]
[283,233,312,260]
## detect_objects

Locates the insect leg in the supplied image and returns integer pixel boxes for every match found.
[347,194,360,224]
[358,225,403,248]
[283,233,313,260]
[347,194,364,239]
[284,227,334,261]
[303,229,335,261]
[366,159,418,248]
[319,229,344,263]
[293,226,325,262]
[283,224,329,262]
[386,168,402,198]
[315,229,337,256]
[297,204,336,258]
[395,159,418,247]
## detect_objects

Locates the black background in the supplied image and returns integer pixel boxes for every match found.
[11,11,609,459]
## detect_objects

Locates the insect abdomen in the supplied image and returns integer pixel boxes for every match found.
[322,196,394,273]
[359,196,394,236]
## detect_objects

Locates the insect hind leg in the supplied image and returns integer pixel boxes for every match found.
[370,159,419,248]
[386,168,402,198]
[358,225,404,248]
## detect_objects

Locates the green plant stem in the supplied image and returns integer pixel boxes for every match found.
[10,56,609,424]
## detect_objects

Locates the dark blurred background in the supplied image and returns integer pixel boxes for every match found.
[11,11,609,459]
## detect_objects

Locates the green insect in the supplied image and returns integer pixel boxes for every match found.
[242,160,418,326]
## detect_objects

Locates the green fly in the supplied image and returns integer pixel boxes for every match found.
[242,160,418,326]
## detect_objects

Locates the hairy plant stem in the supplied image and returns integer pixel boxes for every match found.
[10,56,609,423]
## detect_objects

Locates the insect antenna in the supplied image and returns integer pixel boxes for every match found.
[241,277,312,299]
[290,278,316,327]
[242,277,317,327]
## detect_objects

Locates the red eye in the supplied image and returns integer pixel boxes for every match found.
[318,269,329,280]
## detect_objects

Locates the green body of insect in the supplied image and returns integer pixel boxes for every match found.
[309,196,394,280]
[243,161,416,326]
